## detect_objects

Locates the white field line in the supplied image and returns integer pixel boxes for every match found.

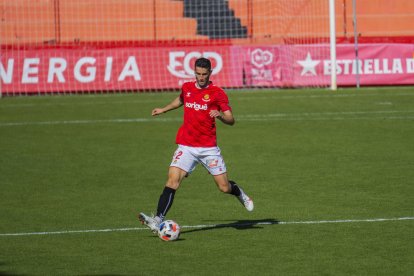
[1,110,414,127]
[0,117,181,127]
[1,217,413,237]
[1,92,413,108]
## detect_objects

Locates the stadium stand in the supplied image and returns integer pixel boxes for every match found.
[182,0,247,38]
[228,0,414,42]
[0,0,413,45]
[346,0,414,37]
[0,0,206,45]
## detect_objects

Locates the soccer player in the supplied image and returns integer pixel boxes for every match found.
[139,57,253,234]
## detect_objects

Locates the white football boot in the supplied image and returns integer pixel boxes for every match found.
[237,188,254,211]
[138,212,161,234]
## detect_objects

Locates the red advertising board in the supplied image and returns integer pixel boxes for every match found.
[0,46,241,93]
[1,43,413,93]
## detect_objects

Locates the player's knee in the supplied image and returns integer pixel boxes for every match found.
[166,178,180,190]
[218,183,231,193]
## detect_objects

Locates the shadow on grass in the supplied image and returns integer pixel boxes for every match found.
[181,218,280,234]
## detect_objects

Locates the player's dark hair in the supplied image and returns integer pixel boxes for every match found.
[195,57,211,71]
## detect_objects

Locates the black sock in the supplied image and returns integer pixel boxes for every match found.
[156,187,176,221]
[229,180,241,197]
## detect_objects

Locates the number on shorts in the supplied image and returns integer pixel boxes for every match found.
[174,150,183,160]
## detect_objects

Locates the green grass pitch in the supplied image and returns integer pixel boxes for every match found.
[0,87,413,275]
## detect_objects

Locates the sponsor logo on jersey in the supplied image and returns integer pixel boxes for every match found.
[185,102,208,111]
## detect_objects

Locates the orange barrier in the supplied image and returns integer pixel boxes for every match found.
[228,0,414,41]
[0,0,205,45]
[59,0,206,42]
[0,0,56,45]
[342,0,414,37]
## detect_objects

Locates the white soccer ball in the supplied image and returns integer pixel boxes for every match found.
[158,220,181,241]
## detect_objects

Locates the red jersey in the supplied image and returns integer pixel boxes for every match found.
[176,81,231,147]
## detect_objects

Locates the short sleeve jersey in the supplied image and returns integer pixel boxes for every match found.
[176,81,231,147]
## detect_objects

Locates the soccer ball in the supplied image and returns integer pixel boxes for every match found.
[158,220,180,241]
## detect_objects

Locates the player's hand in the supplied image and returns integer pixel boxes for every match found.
[209,110,221,119]
[152,108,164,116]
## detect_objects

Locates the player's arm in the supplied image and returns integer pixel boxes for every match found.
[152,96,183,116]
[209,109,235,126]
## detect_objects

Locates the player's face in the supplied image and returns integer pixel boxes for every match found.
[195,66,211,88]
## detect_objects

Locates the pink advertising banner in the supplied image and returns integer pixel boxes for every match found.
[241,43,414,87]
[1,43,413,93]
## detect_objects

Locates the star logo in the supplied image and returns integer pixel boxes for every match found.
[297,52,321,76]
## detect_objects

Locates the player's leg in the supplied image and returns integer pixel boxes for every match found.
[139,145,196,232]
[139,167,187,233]
[197,146,254,211]
[156,166,187,220]
[212,173,254,211]
[212,172,231,193]
[228,179,254,211]
[156,145,198,220]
